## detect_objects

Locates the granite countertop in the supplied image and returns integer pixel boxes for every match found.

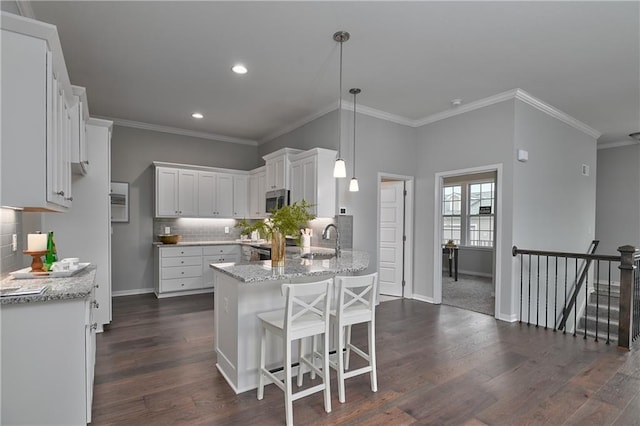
[0,265,97,305]
[209,250,369,283]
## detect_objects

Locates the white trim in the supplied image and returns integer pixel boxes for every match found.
[597,140,640,150]
[496,313,519,323]
[412,294,436,304]
[434,164,504,321]
[98,116,258,146]
[87,117,113,129]
[112,288,155,297]
[152,160,250,175]
[259,102,337,144]
[16,1,36,19]
[341,100,416,128]
[376,172,415,301]
[416,88,601,139]
[456,270,493,278]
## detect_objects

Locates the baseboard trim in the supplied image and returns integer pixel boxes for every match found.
[112,288,155,297]
[456,270,493,278]
[412,294,437,304]
[497,312,519,323]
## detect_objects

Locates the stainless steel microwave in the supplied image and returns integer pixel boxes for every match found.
[266,189,289,212]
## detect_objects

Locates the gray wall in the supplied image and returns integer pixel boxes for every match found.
[415,100,515,315]
[110,126,260,294]
[260,109,417,276]
[0,208,24,279]
[595,144,640,280]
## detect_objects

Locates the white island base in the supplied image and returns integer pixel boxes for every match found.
[211,250,369,394]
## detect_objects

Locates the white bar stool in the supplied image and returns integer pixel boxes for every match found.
[330,273,379,403]
[257,279,333,426]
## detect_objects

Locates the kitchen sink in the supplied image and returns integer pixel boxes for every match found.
[300,253,335,260]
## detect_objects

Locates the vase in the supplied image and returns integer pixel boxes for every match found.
[271,231,286,267]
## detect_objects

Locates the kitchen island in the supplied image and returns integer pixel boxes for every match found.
[0,266,98,425]
[211,249,369,393]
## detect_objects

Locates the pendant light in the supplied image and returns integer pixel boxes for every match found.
[333,31,349,178]
[349,88,361,192]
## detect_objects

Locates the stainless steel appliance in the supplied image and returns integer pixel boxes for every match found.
[265,189,289,212]
[249,243,272,260]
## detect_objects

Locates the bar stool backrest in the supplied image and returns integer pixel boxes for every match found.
[335,273,378,325]
[281,279,333,339]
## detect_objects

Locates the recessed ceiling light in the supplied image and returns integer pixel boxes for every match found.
[191,112,204,119]
[231,64,248,75]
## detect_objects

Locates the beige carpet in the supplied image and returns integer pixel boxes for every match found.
[442,273,495,316]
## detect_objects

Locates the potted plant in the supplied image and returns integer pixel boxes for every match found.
[236,200,316,267]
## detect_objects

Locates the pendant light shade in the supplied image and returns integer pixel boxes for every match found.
[333,31,350,178]
[349,88,361,192]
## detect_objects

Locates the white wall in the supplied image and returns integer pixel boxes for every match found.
[110,125,260,294]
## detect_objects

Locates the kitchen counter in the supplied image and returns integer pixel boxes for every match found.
[0,265,97,304]
[210,249,369,283]
[152,239,267,247]
[211,249,370,394]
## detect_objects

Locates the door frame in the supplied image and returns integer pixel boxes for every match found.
[377,172,414,298]
[433,164,503,318]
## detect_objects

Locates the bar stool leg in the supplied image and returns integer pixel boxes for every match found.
[337,323,346,403]
[285,339,293,426]
[257,326,267,400]
[323,329,332,412]
[297,338,305,387]
[369,321,378,392]
[344,324,352,370]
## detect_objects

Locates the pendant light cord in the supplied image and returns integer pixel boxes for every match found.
[338,40,343,157]
[352,91,356,176]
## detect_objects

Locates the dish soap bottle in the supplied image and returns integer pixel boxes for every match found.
[44,231,58,271]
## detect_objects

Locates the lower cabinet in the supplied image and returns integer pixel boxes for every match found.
[0,291,97,425]
[155,244,241,297]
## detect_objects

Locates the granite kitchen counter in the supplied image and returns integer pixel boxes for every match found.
[210,249,369,283]
[153,239,267,247]
[0,265,97,304]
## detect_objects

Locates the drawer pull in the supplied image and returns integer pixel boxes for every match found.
[92,300,99,309]
[90,322,98,331]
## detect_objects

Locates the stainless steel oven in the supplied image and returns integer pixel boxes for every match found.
[265,189,289,212]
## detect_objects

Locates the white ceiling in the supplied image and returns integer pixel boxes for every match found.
[24,1,640,145]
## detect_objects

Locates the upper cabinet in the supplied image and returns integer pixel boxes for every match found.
[248,166,267,219]
[263,148,302,191]
[70,86,90,175]
[198,171,233,218]
[232,174,248,218]
[155,167,198,217]
[290,148,337,217]
[1,13,74,211]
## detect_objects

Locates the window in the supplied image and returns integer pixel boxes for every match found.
[442,179,495,247]
[442,185,461,245]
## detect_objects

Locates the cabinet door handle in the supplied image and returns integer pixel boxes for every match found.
[56,190,65,196]
[181,260,184,264]
[90,322,98,331]
[92,300,99,309]
[65,196,73,201]
[95,283,100,288]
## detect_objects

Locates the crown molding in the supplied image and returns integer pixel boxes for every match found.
[99,116,258,146]
[259,102,338,145]
[597,140,639,150]
[16,1,36,19]
[513,89,601,139]
[415,88,601,139]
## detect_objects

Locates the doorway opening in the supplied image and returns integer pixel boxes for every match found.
[434,165,503,318]
[377,173,414,300]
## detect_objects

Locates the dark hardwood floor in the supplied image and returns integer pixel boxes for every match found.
[92,293,640,425]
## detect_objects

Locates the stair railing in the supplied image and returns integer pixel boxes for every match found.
[512,243,638,350]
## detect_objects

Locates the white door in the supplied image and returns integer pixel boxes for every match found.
[379,181,404,296]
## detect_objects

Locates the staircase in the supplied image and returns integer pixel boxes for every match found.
[576,282,620,343]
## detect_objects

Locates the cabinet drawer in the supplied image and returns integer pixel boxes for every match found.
[160,276,202,292]
[160,246,202,257]
[161,265,202,280]
[162,256,202,267]
[204,254,240,264]
[203,245,240,256]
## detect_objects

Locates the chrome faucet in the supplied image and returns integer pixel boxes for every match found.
[322,223,341,258]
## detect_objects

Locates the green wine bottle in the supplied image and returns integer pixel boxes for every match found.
[44,231,58,271]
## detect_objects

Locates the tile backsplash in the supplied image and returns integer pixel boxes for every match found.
[153,215,352,248]
[0,208,23,279]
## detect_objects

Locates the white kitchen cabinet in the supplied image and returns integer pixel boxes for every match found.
[198,171,233,217]
[263,148,301,191]
[155,167,198,217]
[0,289,97,425]
[202,245,241,289]
[290,148,337,217]
[233,174,249,218]
[248,166,267,218]
[70,85,89,175]
[155,245,209,298]
[1,13,74,211]
[44,119,114,331]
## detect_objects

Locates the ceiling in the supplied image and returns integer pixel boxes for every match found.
[21,1,640,145]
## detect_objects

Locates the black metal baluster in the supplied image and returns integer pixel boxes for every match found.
[595,260,600,342]
[634,258,640,341]
[563,257,568,335]
[519,253,523,324]
[536,255,540,327]
[606,261,611,345]
[553,256,558,332]
[528,254,532,326]
[584,263,589,339]
[573,259,578,337]
[545,256,549,329]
